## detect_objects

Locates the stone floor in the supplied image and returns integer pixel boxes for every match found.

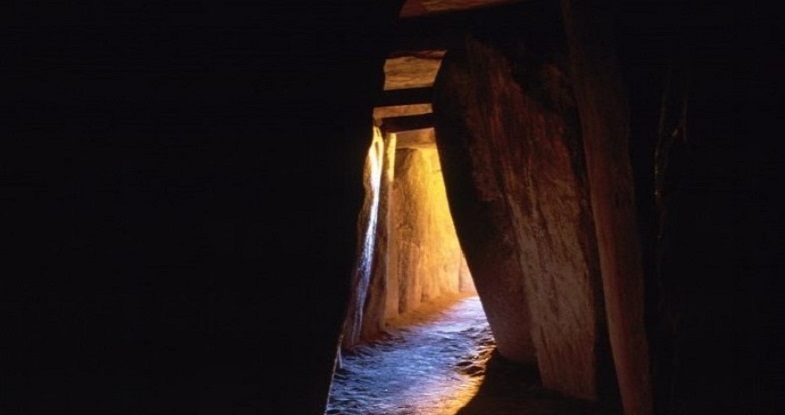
[326,294,621,415]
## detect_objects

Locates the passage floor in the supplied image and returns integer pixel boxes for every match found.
[327,294,620,415]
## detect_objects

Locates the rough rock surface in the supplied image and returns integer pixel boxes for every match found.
[384,52,445,89]
[374,103,433,123]
[359,132,399,342]
[395,128,437,149]
[433,23,611,400]
[342,128,386,348]
[430,67,537,366]
[562,3,652,414]
[387,147,468,317]
[344,138,472,345]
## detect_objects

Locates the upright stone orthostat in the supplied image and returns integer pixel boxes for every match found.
[433,20,613,400]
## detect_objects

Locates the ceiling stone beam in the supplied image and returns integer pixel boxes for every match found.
[381,113,434,133]
[374,103,432,121]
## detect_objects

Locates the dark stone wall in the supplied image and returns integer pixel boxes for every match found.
[387,146,467,316]
[613,1,785,413]
[561,2,653,413]
[2,1,402,413]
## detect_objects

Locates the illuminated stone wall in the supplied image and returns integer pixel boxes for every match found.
[387,146,470,317]
[342,128,387,348]
[342,131,472,347]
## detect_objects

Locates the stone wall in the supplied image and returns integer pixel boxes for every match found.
[343,131,472,346]
[433,8,614,401]
[561,2,652,413]
[387,146,469,317]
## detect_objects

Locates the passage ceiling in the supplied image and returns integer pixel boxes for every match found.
[375,0,521,140]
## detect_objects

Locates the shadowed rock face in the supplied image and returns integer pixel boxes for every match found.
[433,17,613,401]
[613,3,784,414]
[431,35,538,366]
[561,3,652,413]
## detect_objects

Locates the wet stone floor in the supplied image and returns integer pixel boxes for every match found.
[325,294,621,415]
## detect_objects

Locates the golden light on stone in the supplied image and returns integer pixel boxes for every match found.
[331,126,479,414]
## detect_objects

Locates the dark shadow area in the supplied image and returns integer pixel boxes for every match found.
[456,351,621,415]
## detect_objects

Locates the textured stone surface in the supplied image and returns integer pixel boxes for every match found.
[384,52,444,89]
[396,128,437,149]
[343,136,472,342]
[387,148,468,316]
[561,3,652,414]
[434,23,611,400]
[342,128,385,348]
[342,128,397,348]
[431,63,536,365]
[374,104,432,122]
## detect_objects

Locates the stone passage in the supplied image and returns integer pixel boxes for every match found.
[342,127,475,349]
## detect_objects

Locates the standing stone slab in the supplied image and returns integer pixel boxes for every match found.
[434,25,611,400]
[387,147,465,316]
[562,2,653,413]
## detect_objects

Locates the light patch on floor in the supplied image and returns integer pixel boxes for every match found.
[326,294,493,415]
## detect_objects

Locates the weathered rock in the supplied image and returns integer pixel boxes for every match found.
[340,130,400,346]
[342,133,471,342]
[396,128,437,149]
[374,104,433,123]
[384,52,445,89]
[387,147,468,316]
[431,59,537,366]
[361,131,398,341]
[458,254,475,293]
[561,2,652,414]
[433,19,611,400]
